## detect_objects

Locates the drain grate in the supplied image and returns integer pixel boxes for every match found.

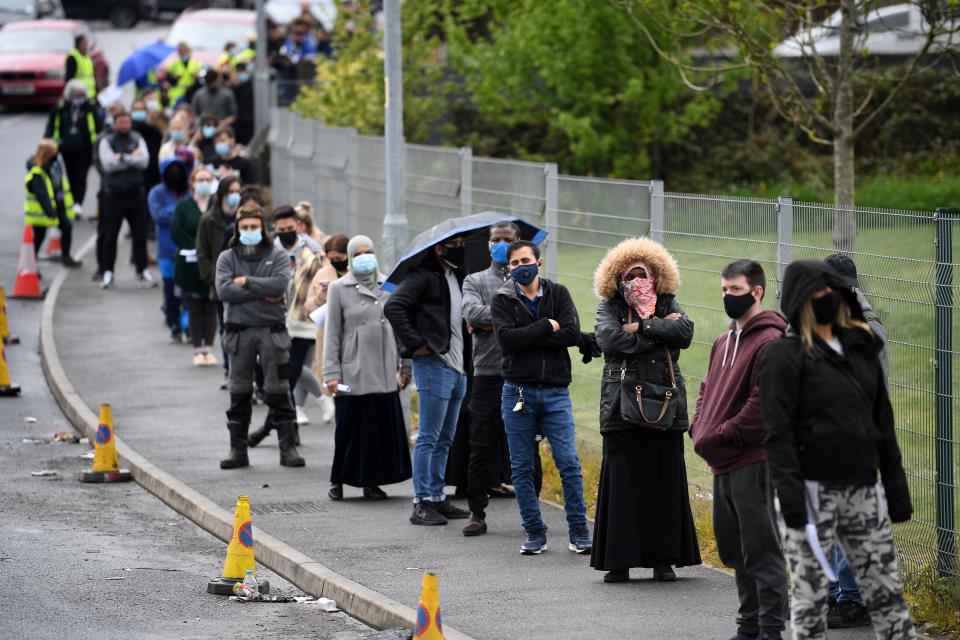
[249,501,327,516]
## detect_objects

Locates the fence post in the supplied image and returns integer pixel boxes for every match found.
[777,196,794,286]
[935,206,957,577]
[544,163,559,280]
[650,180,665,243]
[459,147,473,217]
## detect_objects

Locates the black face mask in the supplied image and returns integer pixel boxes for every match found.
[723,292,755,320]
[277,230,298,248]
[442,245,465,268]
[330,258,348,272]
[811,291,839,325]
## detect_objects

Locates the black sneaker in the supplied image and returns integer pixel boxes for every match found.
[653,563,676,582]
[827,601,869,628]
[410,501,447,526]
[433,499,469,519]
[61,256,82,268]
[462,513,487,537]
[603,569,629,583]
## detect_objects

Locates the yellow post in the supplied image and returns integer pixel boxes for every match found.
[80,403,131,482]
[0,287,18,345]
[413,572,444,640]
[222,495,257,579]
[0,342,21,396]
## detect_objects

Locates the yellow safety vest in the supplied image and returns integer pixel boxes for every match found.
[67,49,96,97]
[167,56,202,103]
[217,52,235,69]
[52,103,97,145]
[236,47,256,65]
[24,165,75,227]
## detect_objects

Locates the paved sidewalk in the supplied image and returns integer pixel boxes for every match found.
[53,244,875,639]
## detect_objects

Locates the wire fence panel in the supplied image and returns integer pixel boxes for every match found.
[348,134,387,242]
[469,157,547,223]
[405,144,462,236]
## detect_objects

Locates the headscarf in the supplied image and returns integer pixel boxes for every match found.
[619,261,657,319]
[347,234,378,291]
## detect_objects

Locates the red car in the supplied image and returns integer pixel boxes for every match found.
[161,8,255,71]
[0,20,108,106]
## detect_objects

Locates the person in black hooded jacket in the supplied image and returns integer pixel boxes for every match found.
[759,259,915,640]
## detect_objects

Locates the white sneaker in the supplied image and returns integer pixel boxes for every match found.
[320,394,335,423]
[138,269,158,288]
[101,270,113,289]
[296,406,310,425]
[73,203,83,216]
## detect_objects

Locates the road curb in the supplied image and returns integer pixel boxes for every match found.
[39,236,473,640]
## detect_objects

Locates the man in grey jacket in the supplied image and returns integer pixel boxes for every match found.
[216,204,304,470]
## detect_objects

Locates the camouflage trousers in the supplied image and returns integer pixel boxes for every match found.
[781,483,915,640]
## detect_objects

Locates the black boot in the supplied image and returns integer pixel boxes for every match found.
[277,422,305,467]
[292,422,301,447]
[248,414,273,448]
[220,421,249,469]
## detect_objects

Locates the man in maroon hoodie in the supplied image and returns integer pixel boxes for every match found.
[690,260,788,640]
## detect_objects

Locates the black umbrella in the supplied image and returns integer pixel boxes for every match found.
[382,211,547,292]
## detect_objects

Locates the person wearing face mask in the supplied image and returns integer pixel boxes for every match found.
[64,34,96,98]
[383,236,472,526]
[230,62,255,146]
[167,42,202,106]
[689,260,788,640]
[212,127,255,184]
[130,98,162,195]
[44,80,102,219]
[198,176,243,383]
[460,221,540,537]
[158,112,200,163]
[148,157,191,343]
[323,235,412,500]
[489,240,590,555]
[172,168,218,367]
[190,69,237,129]
[591,237,698,579]
[24,139,81,268]
[760,260,915,640]
[195,113,220,164]
[216,204,304,470]
[272,205,321,264]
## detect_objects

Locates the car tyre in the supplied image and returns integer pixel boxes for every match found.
[109,4,139,29]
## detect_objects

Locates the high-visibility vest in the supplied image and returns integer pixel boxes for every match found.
[67,49,96,97]
[24,164,76,227]
[217,52,235,69]
[52,102,97,145]
[167,56,202,103]
[236,47,256,65]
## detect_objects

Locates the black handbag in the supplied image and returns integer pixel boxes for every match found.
[618,309,685,433]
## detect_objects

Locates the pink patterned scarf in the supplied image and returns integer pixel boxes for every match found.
[620,262,657,319]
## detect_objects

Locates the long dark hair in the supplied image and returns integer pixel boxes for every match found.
[216,175,241,211]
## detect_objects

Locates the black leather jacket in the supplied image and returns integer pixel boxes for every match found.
[383,258,463,358]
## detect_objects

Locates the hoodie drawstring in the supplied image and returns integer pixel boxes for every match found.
[720,329,743,368]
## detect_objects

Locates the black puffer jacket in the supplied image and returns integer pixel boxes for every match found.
[759,260,912,529]
[383,256,463,358]
[595,294,693,433]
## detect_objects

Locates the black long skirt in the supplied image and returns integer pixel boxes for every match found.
[590,428,701,571]
[330,392,412,488]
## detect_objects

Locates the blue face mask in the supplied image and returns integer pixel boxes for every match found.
[202,125,216,139]
[490,241,509,265]
[194,180,213,196]
[225,192,241,209]
[170,130,185,142]
[510,263,538,286]
[351,253,378,275]
[239,229,262,246]
[237,73,251,83]
[215,141,231,156]
[130,109,147,122]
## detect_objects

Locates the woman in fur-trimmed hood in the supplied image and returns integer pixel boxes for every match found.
[589,237,701,583]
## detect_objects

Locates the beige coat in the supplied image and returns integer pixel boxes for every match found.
[322,272,409,396]
[305,261,341,381]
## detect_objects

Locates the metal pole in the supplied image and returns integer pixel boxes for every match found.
[382,0,407,271]
[253,0,269,137]
[649,180,665,243]
[934,206,956,577]
[544,163,558,280]
[459,147,473,218]
[777,196,794,289]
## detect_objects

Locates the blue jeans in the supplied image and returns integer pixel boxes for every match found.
[501,382,587,535]
[829,545,864,605]
[412,356,467,502]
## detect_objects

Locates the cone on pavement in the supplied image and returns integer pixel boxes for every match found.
[413,572,444,640]
[80,404,132,482]
[0,288,19,345]
[11,226,44,299]
[208,495,270,595]
[0,343,20,397]
[42,227,62,260]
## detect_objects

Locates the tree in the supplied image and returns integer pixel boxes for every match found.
[610,0,960,251]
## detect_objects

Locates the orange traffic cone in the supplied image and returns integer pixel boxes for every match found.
[413,572,444,639]
[11,226,44,299]
[80,403,132,482]
[42,227,62,260]
[0,287,19,345]
[208,496,271,595]
[0,343,20,397]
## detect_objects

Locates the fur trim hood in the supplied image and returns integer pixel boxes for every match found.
[594,237,680,300]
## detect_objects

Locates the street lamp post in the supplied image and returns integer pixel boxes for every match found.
[382,0,407,271]
[253,0,269,138]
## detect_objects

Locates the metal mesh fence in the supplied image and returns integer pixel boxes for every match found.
[271,116,959,576]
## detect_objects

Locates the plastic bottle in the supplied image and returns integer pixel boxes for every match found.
[243,569,258,594]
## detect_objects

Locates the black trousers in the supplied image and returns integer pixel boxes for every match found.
[288,337,314,392]
[466,375,542,515]
[61,148,92,207]
[99,188,148,273]
[185,296,217,348]
[713,461,789,634]
[31,210,72,258]
[227,391,295,427]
